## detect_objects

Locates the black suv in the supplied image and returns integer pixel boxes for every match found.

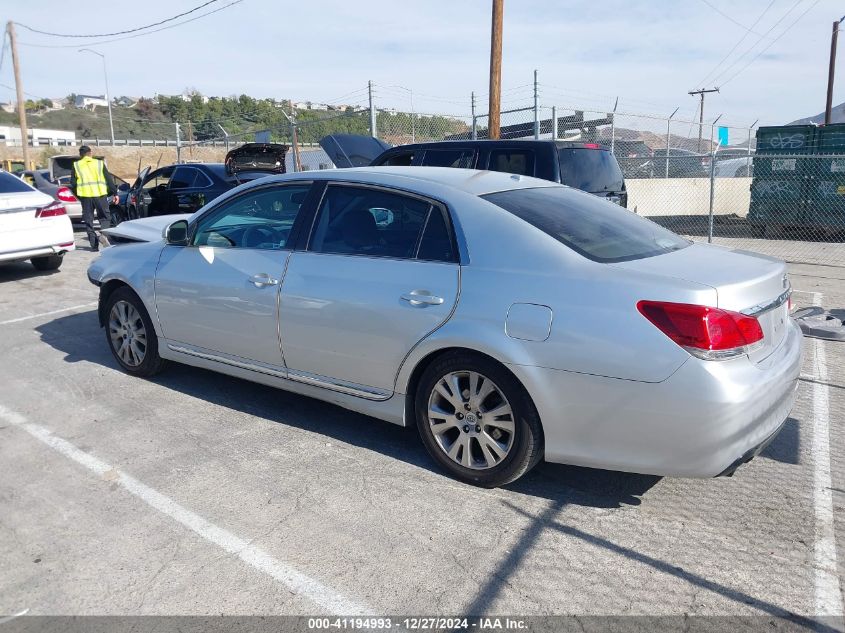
[321,137,627,207]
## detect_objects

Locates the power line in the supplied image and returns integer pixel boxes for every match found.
[19,0,244,49]
[709,0,806,86]
[696,0,772,37]
[695,0,777,90]
[719,0,822,87]
[15,0,221,38]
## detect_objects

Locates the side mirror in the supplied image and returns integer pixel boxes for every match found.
[164,219,189,245]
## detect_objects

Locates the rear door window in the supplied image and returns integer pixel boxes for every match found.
[420,149,475,168]
[169,166,199,189]
[0,171,36,193]
[309,185,436,260]
[482,186,689,263]
[379,151,416,167]
[488,149,535,176]
[559,148,624,192]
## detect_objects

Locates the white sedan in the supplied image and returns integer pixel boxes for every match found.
[0,170,75,271]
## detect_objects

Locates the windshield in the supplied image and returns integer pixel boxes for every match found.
[558,148,624,193]
[481,186,690,263]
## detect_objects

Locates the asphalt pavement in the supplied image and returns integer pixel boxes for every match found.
[0,233,843,628]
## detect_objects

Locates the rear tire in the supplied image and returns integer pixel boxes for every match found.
[103,287,168,377]
[31,254,63,271]
[415,351,543,487]
[109,205,125,226]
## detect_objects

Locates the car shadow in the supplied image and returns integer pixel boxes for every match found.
[0,260,60,282]
[36,309,662,508]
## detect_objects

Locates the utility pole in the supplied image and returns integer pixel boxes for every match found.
[6,22,29,166]
[488,0,504,140]
[175,122,181,163]
[688,87,719,153]
[368,80,377,138]
[825,16,845,125]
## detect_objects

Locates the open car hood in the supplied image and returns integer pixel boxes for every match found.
[225,143,288,175]
[319,134,391,168]
[102,214,192,243]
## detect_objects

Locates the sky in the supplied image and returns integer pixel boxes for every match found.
[2,0,842,133]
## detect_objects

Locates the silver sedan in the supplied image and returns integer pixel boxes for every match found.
[87,167,802,487]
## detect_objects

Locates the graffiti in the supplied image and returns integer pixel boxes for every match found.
[771,159,797,171]
[764,133,806,150]
[754,180,799,197]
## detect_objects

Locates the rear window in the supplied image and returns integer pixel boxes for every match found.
[558,148,624,193]
[0,171,36,194]
[481,186,689,263]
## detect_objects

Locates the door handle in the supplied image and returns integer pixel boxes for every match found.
[249,273,279,288]
[401,290,444,306]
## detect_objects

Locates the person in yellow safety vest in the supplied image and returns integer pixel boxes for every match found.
[70,145,118,251]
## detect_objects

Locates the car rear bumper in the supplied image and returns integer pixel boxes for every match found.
[508,318,803,477]
[0,242,75,263]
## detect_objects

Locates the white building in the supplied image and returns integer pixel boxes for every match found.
[293,101,329,111]
[0,126,77,147]
[74,94,108,110]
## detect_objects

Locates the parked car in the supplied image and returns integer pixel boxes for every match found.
[611,140,654,178]
[44,157,130,224]
[322,137,628,207]
[652,148,711,178]
[19,169,83,221]
[715,156,754,178]
[124,143,288,221]
[89,167,801,487]
[0,170,74,271]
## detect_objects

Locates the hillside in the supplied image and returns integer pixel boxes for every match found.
[0,94,469,145]
[788,101,845,125]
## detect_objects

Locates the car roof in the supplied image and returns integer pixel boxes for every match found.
[381,139,608,151]
[268,166,561,197]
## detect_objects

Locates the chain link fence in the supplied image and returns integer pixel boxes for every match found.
[637,154,845,267]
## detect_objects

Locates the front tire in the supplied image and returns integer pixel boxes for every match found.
[415,351,543,487]
[31,254,63,271]
[104,287,168,377]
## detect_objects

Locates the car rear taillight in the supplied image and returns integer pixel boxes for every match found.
[56,187,77,203]
[129,193,136,205]
[35,201,67,218]
[583,143,601,149]
[637,300,764,360]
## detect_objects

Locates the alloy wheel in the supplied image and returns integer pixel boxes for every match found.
[108,300,147,367]
[427,370,515,470]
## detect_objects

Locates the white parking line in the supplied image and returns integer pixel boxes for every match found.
[809,293,844,617]
[0,404,373,616]
[0,303,97,326]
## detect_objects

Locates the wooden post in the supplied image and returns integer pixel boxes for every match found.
[488,0,504,140]
[7,22,29,166]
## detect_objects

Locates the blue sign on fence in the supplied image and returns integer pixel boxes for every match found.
[718,126,729,146]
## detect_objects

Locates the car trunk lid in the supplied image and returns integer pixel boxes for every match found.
[319,134,392,168]
[612,243,790,362]
[224,143,288,176]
